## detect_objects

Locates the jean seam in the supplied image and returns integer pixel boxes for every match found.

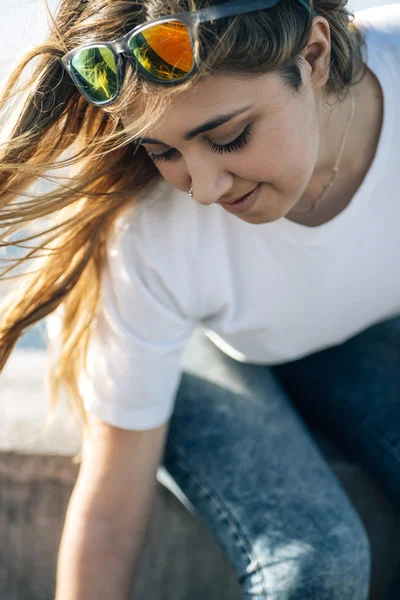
[165,449,269,598]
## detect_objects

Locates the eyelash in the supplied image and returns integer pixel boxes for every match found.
[146,125,252,164]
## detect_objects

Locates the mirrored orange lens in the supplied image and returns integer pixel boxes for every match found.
[128,21,194,81]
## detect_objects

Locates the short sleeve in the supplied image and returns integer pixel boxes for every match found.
[77,201,196,431]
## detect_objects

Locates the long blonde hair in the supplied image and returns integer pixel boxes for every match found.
[0,0,366,432]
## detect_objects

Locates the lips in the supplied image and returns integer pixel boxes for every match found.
[219,184,261,215]
[220,186,259,205]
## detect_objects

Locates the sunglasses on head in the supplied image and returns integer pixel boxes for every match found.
[61,0,316,107]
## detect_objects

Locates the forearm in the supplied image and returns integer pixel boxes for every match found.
[55,499,146,600]
[54,416,168,600]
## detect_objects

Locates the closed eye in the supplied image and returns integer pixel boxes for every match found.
[145,146,176,164]
[210,125,252,155]
[145,125,252,164]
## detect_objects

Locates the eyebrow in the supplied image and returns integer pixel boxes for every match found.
[139,105,252,145]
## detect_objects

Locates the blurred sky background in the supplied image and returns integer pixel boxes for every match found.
[0,0,398,348]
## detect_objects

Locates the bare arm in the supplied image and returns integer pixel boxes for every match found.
[55,414,170,600]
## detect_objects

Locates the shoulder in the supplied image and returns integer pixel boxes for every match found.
[105,178,228,321]
[110,177,222,256]
[354,4,400,49]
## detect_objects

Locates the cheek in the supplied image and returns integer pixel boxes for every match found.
[281,133,318,182]
[261,117,319,189]
[154,162,188,191]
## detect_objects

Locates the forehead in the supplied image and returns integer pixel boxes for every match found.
[121,71,286,139]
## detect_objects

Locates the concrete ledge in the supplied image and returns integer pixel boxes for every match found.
[0,452,242,600]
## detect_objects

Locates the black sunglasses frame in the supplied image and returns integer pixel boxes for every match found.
[61,0,317,107]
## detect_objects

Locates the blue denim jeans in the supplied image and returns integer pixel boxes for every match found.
[161,316,400,599]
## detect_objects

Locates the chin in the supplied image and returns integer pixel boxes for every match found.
[237,208,284,225]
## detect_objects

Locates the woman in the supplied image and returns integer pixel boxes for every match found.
[0,0,399,598]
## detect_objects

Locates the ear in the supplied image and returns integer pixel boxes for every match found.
[301,17,331,91]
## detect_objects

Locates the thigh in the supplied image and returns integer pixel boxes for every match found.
[161,330,370,600]
[273,315,400,508]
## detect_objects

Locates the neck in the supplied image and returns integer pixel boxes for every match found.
[302,88,356,206]
[286,67,384,226]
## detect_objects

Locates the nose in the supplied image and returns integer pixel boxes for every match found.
[188,158,233,206]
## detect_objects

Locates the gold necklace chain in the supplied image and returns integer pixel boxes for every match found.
[290,89,356,215]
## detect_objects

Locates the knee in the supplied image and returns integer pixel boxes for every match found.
[240,516,371,600]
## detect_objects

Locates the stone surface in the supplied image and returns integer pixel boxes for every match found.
[0,452,241,600]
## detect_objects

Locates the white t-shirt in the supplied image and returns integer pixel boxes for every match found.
[73,5,400,430]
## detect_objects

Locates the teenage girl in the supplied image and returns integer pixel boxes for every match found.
[0,1,399,598]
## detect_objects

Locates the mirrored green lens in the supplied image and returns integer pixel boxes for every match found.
[128,21,193,82]
[70,46,118,103]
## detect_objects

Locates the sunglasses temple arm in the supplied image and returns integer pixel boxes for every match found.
[193,0,316,24]
[296,0,318,17]
[192,1,280,24]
